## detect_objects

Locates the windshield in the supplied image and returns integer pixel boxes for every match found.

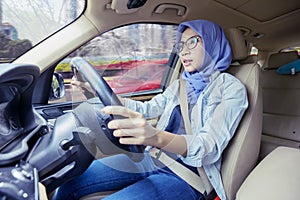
[0,0,85,63]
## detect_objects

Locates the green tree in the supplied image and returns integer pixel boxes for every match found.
[0,31,32,59]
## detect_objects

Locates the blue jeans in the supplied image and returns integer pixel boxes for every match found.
[52,153,204,200]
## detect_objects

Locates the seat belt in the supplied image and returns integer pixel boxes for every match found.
[149,148,207,193]
[149,79,213,195]
[179,78,213,195]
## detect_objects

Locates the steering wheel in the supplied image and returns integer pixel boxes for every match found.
[70,57,144,161]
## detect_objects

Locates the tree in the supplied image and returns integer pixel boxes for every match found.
[0,31,32,59]
[2,0,84,45]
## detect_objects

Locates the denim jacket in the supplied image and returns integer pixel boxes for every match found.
[125,71,248,200]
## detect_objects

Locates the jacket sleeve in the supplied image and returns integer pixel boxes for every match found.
[181,75,248,167]
[124,81,178,119]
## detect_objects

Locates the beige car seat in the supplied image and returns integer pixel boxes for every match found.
[222,28,263,200]
[236,146,300,200]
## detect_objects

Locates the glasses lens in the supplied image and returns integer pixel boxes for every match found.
[175,36,199,53]
[186,37,198,50]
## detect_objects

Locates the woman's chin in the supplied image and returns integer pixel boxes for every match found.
[184,66,198,73]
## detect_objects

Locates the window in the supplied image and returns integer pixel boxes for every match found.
[50,23,178,103]
[250,46,258,55]
[282,46,300,56]
[0,0,85,62]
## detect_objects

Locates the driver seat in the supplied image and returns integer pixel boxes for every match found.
[222,28,262,200]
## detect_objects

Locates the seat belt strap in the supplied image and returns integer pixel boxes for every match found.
[179,78,213,194]
[179,78,192,134]
[149,148,206,193]
[150,79,213,195]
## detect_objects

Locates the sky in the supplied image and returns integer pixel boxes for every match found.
[2,0,85,44]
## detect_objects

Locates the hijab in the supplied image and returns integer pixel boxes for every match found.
[176,20,232,104]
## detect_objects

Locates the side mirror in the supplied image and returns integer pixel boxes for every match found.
[49,72,65,100]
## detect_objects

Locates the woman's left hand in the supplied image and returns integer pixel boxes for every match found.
[101,106,160,146]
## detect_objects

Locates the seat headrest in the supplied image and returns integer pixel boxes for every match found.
[265,51,298,70]
[224,28,248,62]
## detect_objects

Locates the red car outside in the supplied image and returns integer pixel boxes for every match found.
[105,62,168,94]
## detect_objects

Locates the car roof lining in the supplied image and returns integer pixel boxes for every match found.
[87,0,300,52]
[216,0,300,22]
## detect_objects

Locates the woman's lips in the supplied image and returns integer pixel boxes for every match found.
[183,59,192,67]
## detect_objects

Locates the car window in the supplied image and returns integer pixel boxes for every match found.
[50,23,178,104]
[281,46,300,55]
[0,0,85,62]
[250,46,258,55]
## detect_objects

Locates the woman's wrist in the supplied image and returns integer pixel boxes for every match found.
[154,130,187,157]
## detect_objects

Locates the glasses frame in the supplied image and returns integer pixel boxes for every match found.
[174,35,201,53]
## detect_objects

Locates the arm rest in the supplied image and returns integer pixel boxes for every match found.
[236,146,300,200]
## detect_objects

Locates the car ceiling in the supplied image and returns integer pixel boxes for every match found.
[86,0,300,52]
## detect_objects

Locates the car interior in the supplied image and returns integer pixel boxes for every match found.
[1,0,300,200]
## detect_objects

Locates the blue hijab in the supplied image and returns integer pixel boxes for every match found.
[176,20,232,104]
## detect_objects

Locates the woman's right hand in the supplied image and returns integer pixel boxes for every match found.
[101,106,187,156]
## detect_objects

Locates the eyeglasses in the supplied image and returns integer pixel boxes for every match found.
[174,35,201,53]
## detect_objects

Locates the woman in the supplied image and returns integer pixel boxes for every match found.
[53,19,248,200]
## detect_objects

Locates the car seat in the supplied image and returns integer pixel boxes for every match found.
[222,28,262,200]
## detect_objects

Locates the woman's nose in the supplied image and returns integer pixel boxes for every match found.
[181,50,190,57]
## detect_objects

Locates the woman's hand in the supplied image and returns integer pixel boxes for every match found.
[101,106,159,147]
[71,76,94,94]
[101,106,188,156]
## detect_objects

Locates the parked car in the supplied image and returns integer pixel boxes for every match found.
[0,0,300,200]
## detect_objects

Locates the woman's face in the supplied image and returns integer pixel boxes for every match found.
[178,28,204,72]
